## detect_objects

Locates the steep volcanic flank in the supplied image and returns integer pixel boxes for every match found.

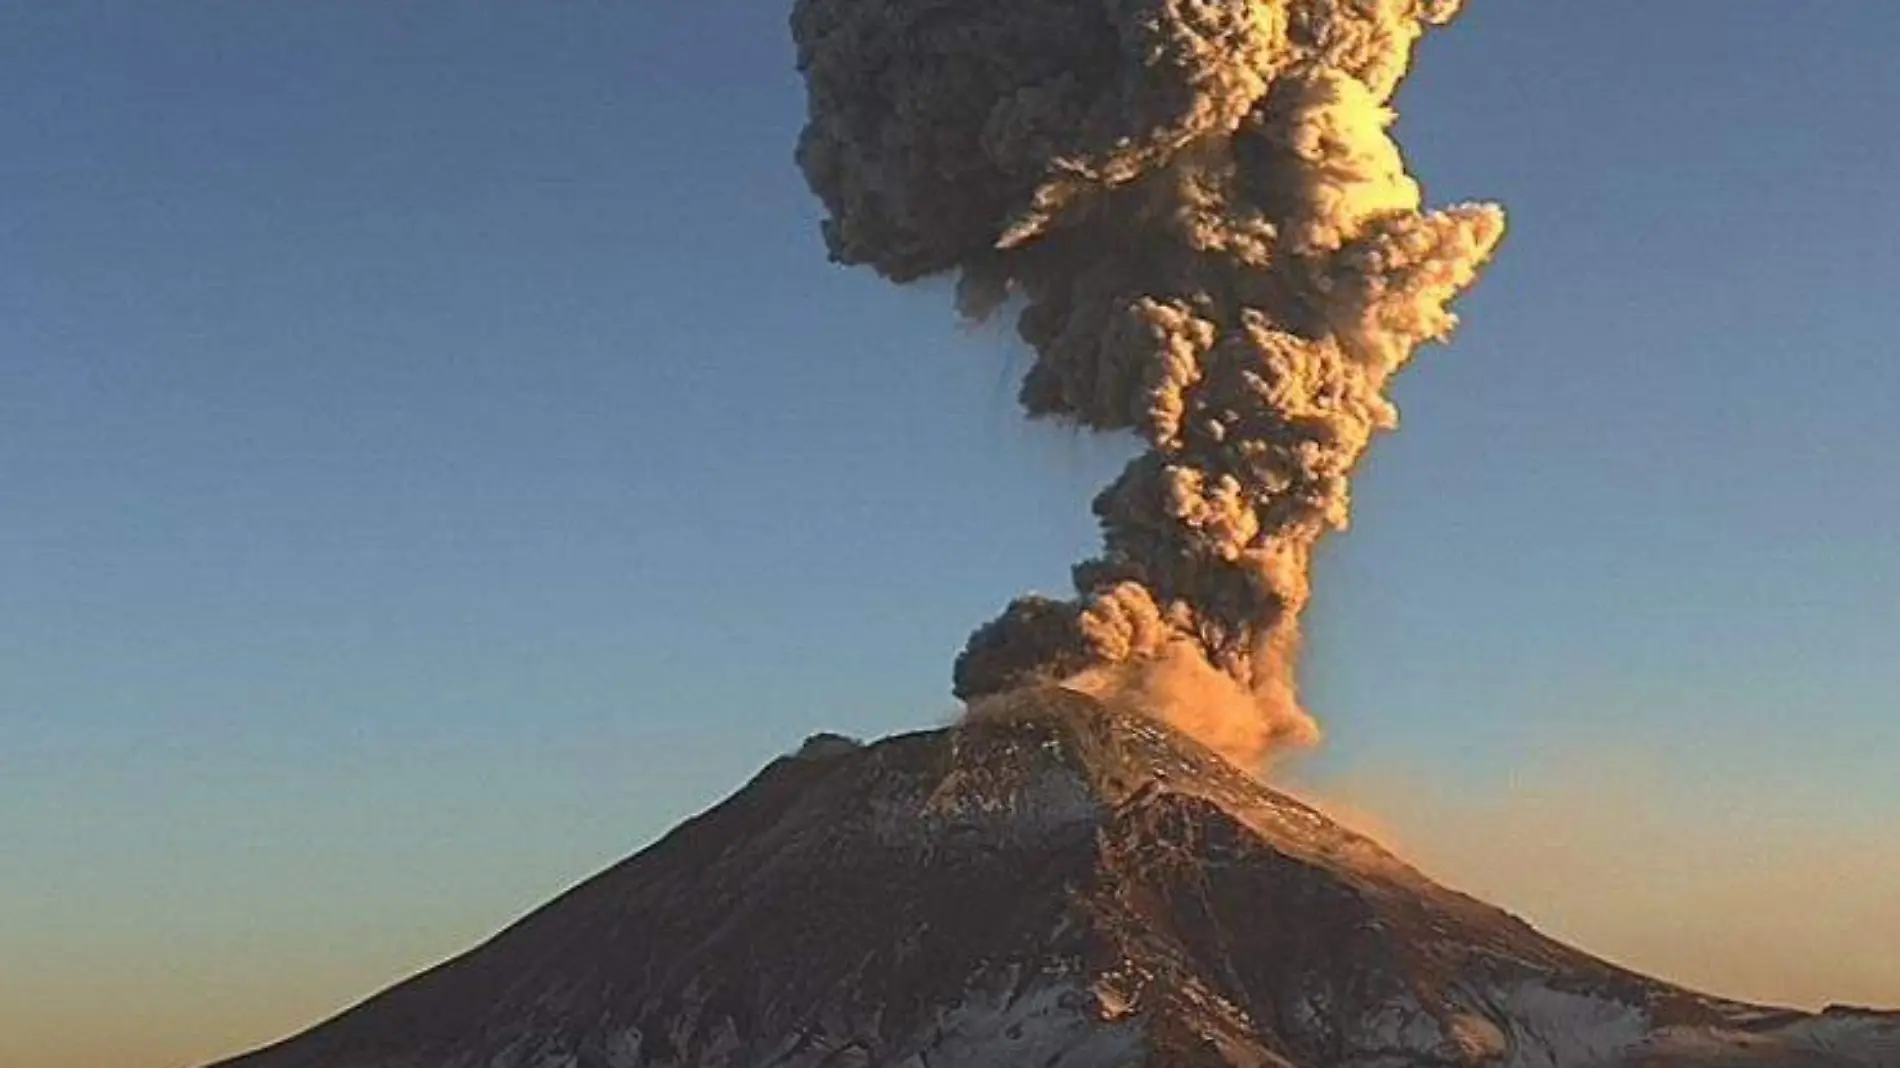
[211,690,1898,1068]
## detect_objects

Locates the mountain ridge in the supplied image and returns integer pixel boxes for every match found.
[209,688,1899,1068]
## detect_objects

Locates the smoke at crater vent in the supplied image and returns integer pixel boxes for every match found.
[793,0,1505,766]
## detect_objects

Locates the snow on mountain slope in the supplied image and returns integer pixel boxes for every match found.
[208,688,1898,1068]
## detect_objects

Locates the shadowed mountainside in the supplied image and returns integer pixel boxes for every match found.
[210,689,1899,1068]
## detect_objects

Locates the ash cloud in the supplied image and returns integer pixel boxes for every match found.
[794,0,1504,765]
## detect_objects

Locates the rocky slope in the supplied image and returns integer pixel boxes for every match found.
[209,688,1899,1068]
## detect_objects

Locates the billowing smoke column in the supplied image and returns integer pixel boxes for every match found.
[793,0,1504,765]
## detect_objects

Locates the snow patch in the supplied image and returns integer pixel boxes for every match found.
[1640,1009,1900,1065]
[1445,1012,1509,1060]
[918,765,1103,843]
[900,980,1144,1068]
[1781,1010,1900,1058]
[1492,982,1649,1068]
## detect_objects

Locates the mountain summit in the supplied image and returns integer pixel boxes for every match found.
[212,688,1898,1068]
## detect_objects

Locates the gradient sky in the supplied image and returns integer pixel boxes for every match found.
[4,4,1898,1066]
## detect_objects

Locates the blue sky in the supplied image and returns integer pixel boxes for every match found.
[3,4,1898,1065]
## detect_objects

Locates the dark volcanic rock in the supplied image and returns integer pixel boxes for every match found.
[209,689,1899,1068]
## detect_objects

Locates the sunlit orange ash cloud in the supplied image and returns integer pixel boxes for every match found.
[795,0,1503,765]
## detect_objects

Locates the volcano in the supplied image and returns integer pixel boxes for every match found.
[209,689,1898,1067]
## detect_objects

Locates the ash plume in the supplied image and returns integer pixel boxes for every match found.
[793,0,1504,765]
